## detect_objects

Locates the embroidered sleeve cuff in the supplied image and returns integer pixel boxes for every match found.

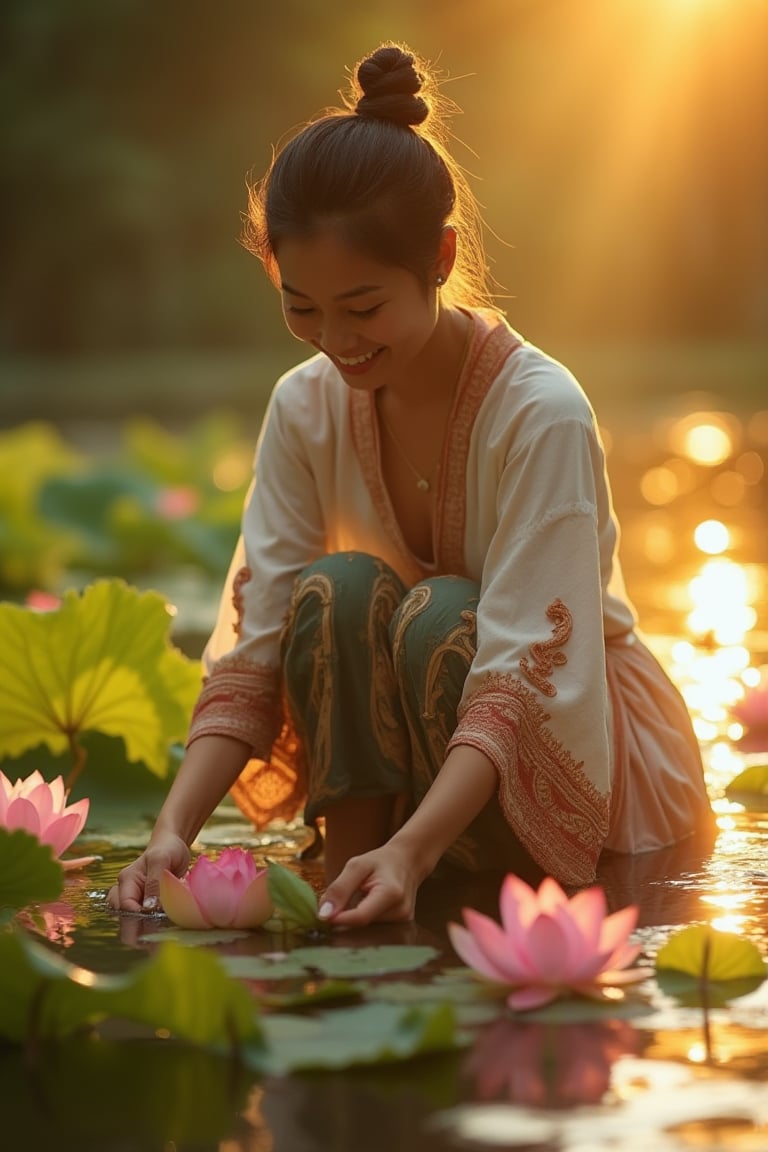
[448,673,609,886]
[187,657,283,756]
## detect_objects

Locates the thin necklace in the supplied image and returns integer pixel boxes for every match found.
[377,318,472,494]
[378,406,436,491]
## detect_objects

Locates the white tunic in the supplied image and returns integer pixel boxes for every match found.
[189,309,710,884]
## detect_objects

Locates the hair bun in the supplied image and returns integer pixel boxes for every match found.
[355,46,429,127]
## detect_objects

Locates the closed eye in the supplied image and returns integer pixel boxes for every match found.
[286,305,316,316]
[349,304,382,319]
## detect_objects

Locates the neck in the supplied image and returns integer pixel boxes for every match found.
[384,306,471,407]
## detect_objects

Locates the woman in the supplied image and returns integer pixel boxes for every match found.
[110,43,711,927]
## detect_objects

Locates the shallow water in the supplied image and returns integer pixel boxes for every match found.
[6,736,768,1152]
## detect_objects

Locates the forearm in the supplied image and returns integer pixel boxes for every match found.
[153,734,252,845]
[388,744,498,880]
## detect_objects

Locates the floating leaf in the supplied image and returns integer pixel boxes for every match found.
[724,763,768,809]
[140,928,252,947]
[222,944,440,981]
[258,979,362,1011]
[250,1001,461,1074]
[267,860,319,929]
[0,580,201,777]
[656,924,767,982]
[0,828,63,912]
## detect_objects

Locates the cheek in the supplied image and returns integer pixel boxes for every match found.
[282,309,315,343]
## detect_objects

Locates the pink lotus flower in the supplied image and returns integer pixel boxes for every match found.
[448,874,648,1011]
[0,771,92,869]
[732,668,768,751]
[154,486,200,520]
[160,847,272,930]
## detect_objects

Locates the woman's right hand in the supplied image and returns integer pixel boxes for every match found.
[108,831,191,913]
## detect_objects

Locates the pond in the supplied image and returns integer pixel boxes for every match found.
[3,396,768,1150]
[4,724,768,1152]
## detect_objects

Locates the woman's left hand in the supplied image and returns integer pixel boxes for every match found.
[317,841,422,927]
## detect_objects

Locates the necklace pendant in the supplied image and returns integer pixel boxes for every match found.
[417,477,430,492]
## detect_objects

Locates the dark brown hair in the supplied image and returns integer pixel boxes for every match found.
[243,43,495,309]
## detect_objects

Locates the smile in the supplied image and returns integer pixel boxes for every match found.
[335,348,383,366]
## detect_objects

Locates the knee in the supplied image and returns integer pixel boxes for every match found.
[291,552,403,626]
[390,576,478,674]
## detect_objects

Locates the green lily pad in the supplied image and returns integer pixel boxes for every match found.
[222,944,440,981]
[0,828,63,912]
[656,924,767,982]
[140,928,252,947]
[250,1000,461,1074]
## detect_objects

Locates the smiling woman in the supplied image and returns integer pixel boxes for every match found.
[111,41,712,930]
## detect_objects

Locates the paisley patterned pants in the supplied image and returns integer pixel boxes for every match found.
[281,551,535,872]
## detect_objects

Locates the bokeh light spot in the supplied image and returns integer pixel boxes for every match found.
[693,519,730,555]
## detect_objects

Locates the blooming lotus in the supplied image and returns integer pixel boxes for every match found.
[160,847,272,930]
[0,771,92,869]
[732,668,768,751]
[448,874,648,1010]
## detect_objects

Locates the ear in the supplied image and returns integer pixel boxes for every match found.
[434,225,458,283]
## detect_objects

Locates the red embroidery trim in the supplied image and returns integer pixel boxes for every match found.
[520,599,573,697]
[448,671,609,885]
[231,566,252,637]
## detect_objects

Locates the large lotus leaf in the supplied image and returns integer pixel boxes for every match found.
[103,940,263,1047]
[656,924,767,982]
[0,934,262,1047]
[0,828,63,914]
[250,1001,460,1074]
[0,579,201,775]
[0,931,120,1042]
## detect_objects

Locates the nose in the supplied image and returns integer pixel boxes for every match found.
[317,316,356,355]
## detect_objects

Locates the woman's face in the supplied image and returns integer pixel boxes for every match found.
[275,228,440,391]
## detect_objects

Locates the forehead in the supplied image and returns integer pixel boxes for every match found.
[276,228,407,296]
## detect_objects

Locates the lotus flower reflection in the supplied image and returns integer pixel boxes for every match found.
[448,874,648,1010]
[160,847,272,930]
[0,771,92,869]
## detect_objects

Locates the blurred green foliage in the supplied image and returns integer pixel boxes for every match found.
[0,416,250,595]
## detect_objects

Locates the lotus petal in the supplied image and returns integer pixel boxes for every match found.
[461,906,535,982]
[5,796,42,838]
[160,870,211,929]
[187,854,241,926]
[507,984,559,1011]
[231,871,273,929]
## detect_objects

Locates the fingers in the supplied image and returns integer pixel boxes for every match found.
[318,856,372,923]
[109,866,146,914]
[329,889,412,927]
[108,842,188,915]
[318,855,414,927]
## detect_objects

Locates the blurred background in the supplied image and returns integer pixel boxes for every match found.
[1,0,766,680]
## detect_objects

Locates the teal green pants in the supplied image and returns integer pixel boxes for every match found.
[281,552,536,873]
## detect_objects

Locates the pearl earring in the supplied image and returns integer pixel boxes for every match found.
[436,274,445,286]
